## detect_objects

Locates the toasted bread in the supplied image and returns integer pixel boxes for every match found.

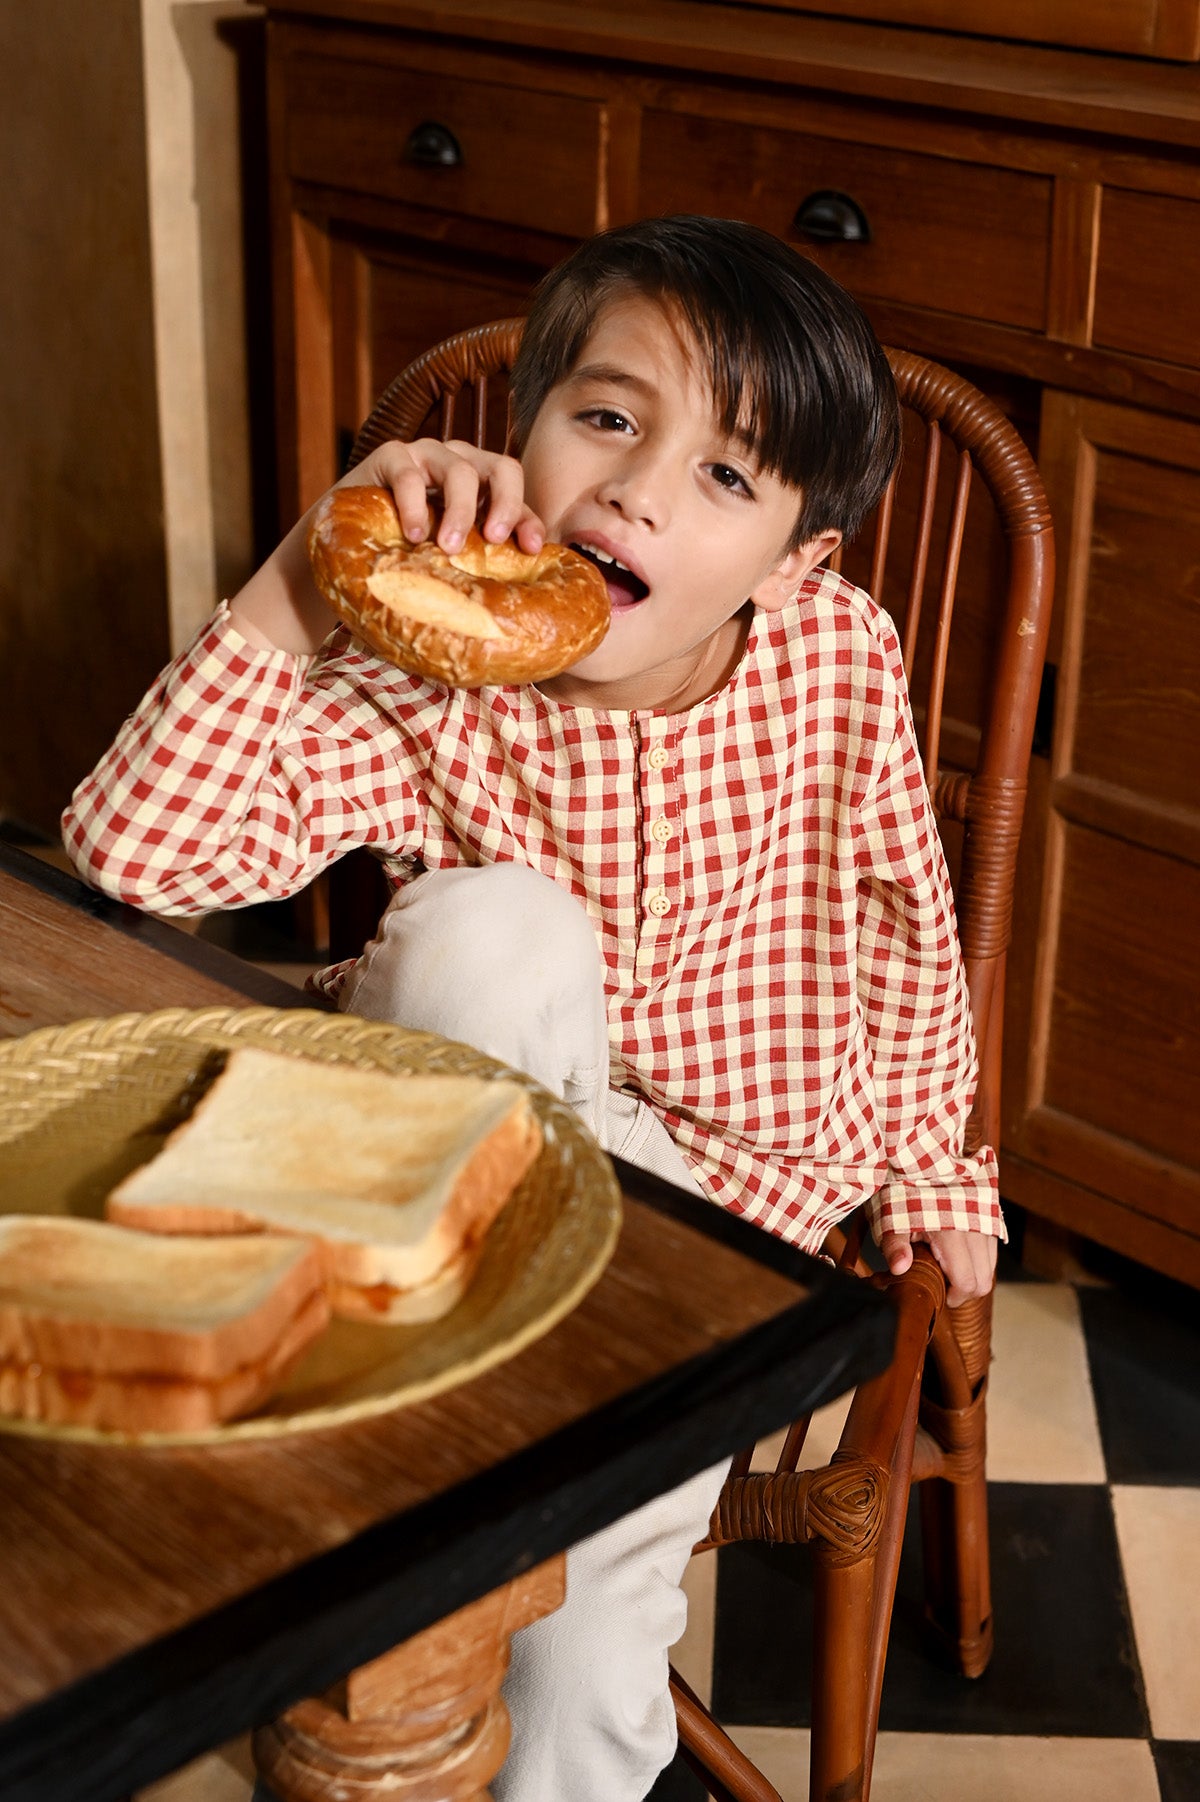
[0,1215,330,1434]
[106,1047,544,1323]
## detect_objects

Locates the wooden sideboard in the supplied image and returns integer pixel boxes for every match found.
[259,0,1200,1285]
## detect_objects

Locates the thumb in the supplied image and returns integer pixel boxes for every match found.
[879,1231,914,1277]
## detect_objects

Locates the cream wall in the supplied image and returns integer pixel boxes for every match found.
[0,0,263,835]
[144,0,260,648]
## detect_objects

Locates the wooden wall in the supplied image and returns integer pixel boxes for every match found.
[0,0,266,839]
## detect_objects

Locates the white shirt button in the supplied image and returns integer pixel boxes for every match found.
[647,889,672,917]
[651,817,673,845]
[647,743,669,770]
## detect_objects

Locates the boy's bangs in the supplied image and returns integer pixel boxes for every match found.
[670,295,804,484]
[568,275,808,485]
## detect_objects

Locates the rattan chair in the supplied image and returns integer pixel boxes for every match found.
[339,319,1056,1802]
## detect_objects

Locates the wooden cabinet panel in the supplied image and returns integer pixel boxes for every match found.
[1004,392,1200,1271]
[336,236,535,449]
[1068,439,1200,812]
[284,54,606,239]
[638,109,1052,332]
[1043,824,1199,1181]
[1094,188,1200,371]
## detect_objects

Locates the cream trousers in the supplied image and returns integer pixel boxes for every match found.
[338,862,729,1802]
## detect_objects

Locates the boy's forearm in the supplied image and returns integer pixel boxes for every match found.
[228,514,340,654]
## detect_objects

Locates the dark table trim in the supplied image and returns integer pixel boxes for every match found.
[0,1164,893,1802]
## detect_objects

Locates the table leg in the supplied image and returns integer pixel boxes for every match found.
[251,1554,566,1802]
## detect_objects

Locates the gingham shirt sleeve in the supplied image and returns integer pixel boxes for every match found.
[62,605,417,915]
[855,622,1004,1244]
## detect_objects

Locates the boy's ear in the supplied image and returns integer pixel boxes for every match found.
[750,530,842,613]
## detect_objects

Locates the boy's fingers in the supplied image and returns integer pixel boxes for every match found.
[477,457,534,545]
[347,445,437,544]
[879,1230,913,1277]
[337,440,545,556]
[931,1230,997,1308]
[878,1229,996,1306]
[435,460,484,553]
[391,471,435,545]
[512,507,547,555]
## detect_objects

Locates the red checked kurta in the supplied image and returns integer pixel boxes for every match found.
[63,566,1002,1254]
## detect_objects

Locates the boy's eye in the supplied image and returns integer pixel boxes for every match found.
[580,407,634,434]
[710,463,753,496]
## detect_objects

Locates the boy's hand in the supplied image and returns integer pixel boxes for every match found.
[342,438,545,559]
[878,1227,997,1307]
[231,439,546,655]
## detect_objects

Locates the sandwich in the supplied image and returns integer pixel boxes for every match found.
[0,1214,330,1434]
[106,1046,544,1323]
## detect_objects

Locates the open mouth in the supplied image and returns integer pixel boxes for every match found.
[571,543,650,607]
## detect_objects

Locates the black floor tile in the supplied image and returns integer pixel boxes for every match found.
[1079,1279,1200,1485]
[648,1750,711,1801]
[711,1483,1148,1739]
[1152,1739,1200,1802]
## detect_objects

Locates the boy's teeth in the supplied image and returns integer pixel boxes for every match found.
[575,543,630,573]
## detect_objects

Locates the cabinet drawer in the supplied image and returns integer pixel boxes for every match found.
[639,110,1052,332]
[284,56,605,240]
[1093,188,1200,372]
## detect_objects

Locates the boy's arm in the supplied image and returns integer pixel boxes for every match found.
[62,605,406,914]
[64,441,545,913]
[854,623,1004,1308]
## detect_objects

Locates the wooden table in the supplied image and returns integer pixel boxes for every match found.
[0,841,895,1802]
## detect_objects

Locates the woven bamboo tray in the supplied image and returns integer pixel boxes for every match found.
[0,1006,622,1444]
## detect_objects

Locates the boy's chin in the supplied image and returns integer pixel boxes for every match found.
[535,638,631,700]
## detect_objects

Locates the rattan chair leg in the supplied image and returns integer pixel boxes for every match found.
[671,1666,783,1802]
[860,1373,924,1797]
[919,1460,994,1677]
[917,1290,996,1678]
[810,1543,876,1802]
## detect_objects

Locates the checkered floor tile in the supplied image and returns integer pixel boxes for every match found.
[659,1248,1200,1801]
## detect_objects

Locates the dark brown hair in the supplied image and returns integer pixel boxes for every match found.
[510,214,901,546]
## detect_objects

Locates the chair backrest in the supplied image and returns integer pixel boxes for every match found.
[348,323,1055,1151]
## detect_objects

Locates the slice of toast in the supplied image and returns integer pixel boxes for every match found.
[106,1047,544,1323]
[0,1215,330,1434]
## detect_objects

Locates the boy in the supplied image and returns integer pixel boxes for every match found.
[64,215,1002,1799]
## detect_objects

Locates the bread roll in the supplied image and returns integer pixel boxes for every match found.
[307,485,610,685]
[106,1048,544,1323]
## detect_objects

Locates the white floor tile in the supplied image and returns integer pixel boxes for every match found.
[987,1283,1106,1484]
[1112,1483,1200,1740]
[726,1725,1162,1801]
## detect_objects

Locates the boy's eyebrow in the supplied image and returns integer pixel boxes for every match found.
[564,361,656,394]
[564,362,762,459]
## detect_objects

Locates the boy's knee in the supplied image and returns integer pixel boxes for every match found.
[390,863,600,990]
[339,864,607,1094]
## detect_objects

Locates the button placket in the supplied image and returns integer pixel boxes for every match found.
[638,734,681,964]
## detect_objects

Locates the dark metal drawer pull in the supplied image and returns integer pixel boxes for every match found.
[793,190,871,243]
[404,121,463,169]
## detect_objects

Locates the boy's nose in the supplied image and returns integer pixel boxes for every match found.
[596,456,670,529]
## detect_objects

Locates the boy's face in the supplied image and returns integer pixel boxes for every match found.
[522,294,840,712]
